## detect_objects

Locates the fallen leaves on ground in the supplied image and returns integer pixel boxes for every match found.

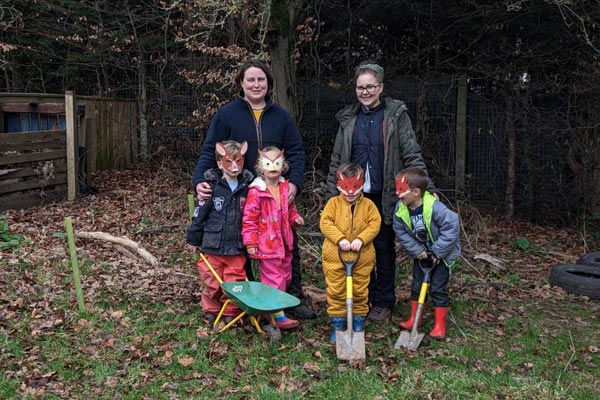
[1,162,599,396]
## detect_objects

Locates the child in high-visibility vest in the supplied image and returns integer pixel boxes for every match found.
[393,167,461,339]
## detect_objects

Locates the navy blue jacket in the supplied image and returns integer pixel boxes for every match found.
[186,168,254,255]
[192,97,305,192]
[351,103,385,193]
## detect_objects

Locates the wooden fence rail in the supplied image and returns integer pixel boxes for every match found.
[0,129,69,210]
[0,91,137,211]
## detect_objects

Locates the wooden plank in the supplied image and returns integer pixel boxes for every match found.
[99,100,108,169]
[0,173,67,194]
[0,130,65,144]
[0,164,67,180]
[0,94,66,103]
[78,101,88,147]
[108,101,114,168]
[0,93,134,102]
[85,102,97,178]
[116,100,127,168]
[130,102,138,163]
[3,140,66,152]
[112,100,120,168]
[94,102,103,170]
[0,150,67,166]
[1,103,65,114]
[65,91,79,200]
[120,101,128,168]
[0,188,68,212]
[125,101,132,167]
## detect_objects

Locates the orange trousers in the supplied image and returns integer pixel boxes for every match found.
[197,253,246,316]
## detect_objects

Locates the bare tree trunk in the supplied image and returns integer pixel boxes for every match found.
[268,0,302,119]
[505,92,515,220]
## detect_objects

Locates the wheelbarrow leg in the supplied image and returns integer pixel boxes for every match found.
[216,299,246,333]
[214,300,228,328]
[248,316,265,335]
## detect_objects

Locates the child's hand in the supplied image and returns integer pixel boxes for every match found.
[247,246,257,256]
[294,216,304,226]
[349,239,363,252]
[338,239,351,251]
[418,251,428,260]
[187,244,198,253]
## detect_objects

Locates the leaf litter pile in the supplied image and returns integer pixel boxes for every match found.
[1,163,599,397]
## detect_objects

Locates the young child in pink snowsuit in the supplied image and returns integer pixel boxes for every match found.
[242,146,305,330]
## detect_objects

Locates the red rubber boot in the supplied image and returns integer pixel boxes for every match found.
[429,307,448,339]
[399,300,422,330]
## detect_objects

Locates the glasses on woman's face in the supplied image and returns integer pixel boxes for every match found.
[355,84,381,94]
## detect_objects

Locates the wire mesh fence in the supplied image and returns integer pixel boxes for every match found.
[154,72,599,226]
[4,67,598,226]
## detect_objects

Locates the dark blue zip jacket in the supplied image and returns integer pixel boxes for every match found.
[192,97,305,192]
[186,168,254,255]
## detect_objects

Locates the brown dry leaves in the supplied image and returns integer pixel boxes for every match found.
[2,162,600,396]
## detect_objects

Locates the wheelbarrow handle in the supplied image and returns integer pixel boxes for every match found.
[199,252,224,285]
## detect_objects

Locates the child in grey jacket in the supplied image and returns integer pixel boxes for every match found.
[392,167,461,339]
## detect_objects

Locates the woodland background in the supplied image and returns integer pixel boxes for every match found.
[1,0,600,227]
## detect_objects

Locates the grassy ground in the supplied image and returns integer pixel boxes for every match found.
[1,263,598,399]
[1,165,599,399]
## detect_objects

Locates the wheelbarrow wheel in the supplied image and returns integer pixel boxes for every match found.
[262,325,281,342]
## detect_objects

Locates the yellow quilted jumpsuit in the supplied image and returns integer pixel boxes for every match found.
[319,194,381,317]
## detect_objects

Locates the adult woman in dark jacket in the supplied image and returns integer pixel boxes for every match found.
[193,59,315,319]
[326,62,435,322]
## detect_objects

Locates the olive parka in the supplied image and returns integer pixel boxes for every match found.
[325,96,434,225]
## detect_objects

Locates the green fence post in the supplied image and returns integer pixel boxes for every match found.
[187,194,195,221]
[187,194,199,262]
[64,216,86,313]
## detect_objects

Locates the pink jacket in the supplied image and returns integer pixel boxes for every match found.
[242,177,302,259]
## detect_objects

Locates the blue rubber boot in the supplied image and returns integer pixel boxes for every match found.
[330,317,346,342]
[353,316,366,332]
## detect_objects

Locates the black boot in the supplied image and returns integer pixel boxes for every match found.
[290,303,316,319]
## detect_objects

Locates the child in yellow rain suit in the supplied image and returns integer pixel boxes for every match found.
[320,163,381,342]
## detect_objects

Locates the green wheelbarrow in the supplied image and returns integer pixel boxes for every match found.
[199,253,300,341]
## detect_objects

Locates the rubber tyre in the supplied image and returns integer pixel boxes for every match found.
[549,264,600,300]
[576,252,600,268]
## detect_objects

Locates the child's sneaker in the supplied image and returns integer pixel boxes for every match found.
[275,316,300,330]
